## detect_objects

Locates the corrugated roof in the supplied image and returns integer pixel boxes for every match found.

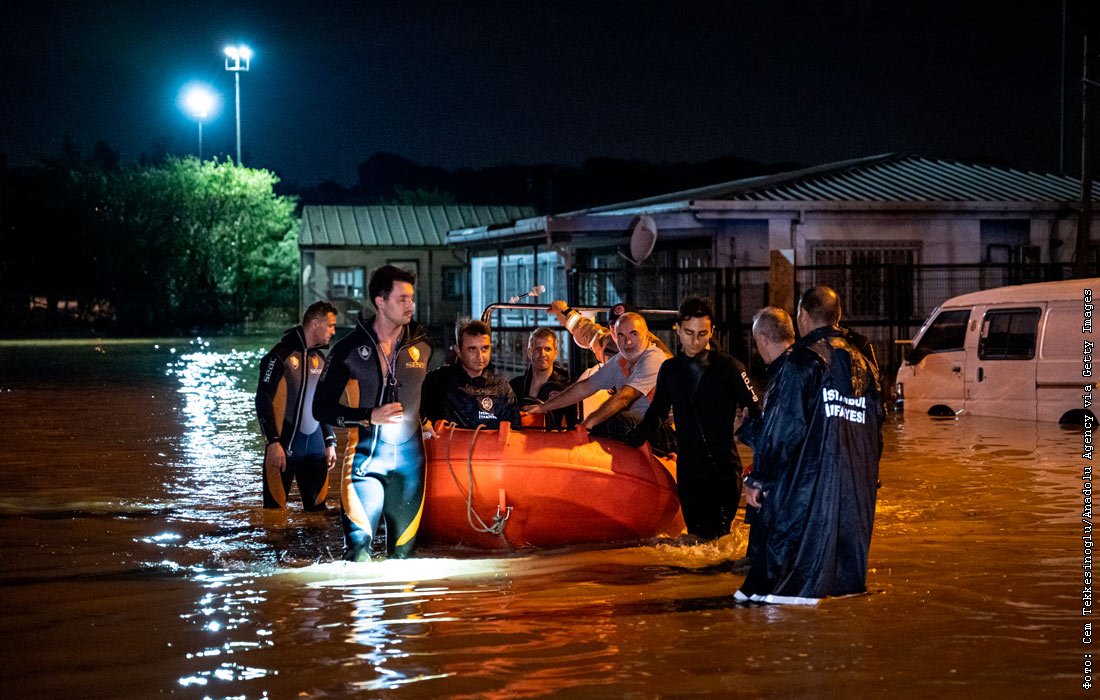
[573,154,1098,215]
[300,205,536,247]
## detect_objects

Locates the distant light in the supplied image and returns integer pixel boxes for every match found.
[224,46,239,60]
[239,46,253,61]
[184,86,214,119]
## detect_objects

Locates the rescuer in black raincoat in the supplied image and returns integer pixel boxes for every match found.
[627,297,761,540]
[735,286,883,605]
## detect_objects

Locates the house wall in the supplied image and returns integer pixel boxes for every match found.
[300,246,466,328]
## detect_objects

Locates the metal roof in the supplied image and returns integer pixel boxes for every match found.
[300,205,536,247]
[573,153,1098,215]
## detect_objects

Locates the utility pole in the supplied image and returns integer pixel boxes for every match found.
[1076,36,1097,278]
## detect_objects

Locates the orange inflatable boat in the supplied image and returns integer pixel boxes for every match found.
[420,422,685,549]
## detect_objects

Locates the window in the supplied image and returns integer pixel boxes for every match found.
[810,241,920,319]
[442,266,465,301]
[909,309,970,363]
[978,308,1040,360]
[330,267,365,300]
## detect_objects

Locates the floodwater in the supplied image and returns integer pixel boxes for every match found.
[0,338,1088,699]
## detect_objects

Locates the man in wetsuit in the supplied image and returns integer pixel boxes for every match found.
[421,319,521,430]
[510,328,576,429]
[735,286,883,604]
[627,297,761,540]
[312,265,432,561]
[256,301,339,511]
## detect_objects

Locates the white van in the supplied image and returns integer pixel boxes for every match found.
[895,279,1098,423]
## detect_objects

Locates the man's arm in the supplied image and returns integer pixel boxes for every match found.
[255,349,285,445]
[584,385,642,429]
[627,362,673,445]
[530,376,598,414]
[312,347,371,426]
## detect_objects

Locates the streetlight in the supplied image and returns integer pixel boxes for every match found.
[183,85,215,160]
[224,44,252,165]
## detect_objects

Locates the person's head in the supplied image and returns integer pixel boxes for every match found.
[456,318,493,377]
[796,285,842,336]
[369,265,416,327]
[613,312,650,361]
[676,296,715,358]
[302,301,338,348]
[527,327,558,373]
[752,306,796,364]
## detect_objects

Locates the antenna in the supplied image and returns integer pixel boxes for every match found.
[619,215,658,266]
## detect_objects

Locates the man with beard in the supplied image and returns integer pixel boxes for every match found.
[421,319,521,430]
[531,312,671,451]
[312,265,432,561]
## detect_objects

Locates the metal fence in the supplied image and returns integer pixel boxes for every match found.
[481,261,1096,386]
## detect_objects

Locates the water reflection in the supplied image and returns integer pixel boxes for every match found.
[0,339,1089,698]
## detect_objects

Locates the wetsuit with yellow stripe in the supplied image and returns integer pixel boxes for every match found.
[312,315,431,560]
[255,326,336,510]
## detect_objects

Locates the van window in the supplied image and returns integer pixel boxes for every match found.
[916,310,970,353]
[978,308,1041,360]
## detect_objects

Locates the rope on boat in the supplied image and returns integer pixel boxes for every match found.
[443,423,513,537]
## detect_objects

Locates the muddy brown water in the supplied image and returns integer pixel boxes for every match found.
[0,338,1087,698]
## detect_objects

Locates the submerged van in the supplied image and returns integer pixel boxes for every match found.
[895,279,1098,423]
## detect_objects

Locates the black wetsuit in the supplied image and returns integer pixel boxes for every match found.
[312,315,432,560]
[509,365,577,429]
[256,326,336,511]
[630,349,761,540]
[421,363,521,430]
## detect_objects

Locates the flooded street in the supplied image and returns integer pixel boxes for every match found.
[0,338,1087,698]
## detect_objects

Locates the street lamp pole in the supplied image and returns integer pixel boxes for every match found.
[223,45,252,165]
[183,85,214,160]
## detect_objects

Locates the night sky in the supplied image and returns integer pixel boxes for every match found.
[1,1,1095,189]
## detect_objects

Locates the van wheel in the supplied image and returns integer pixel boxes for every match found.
[927,405,959,418]
[1059,409,1096,426]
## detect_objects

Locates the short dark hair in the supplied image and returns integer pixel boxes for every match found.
[797,286,842,327]
[678,296,715,325]
[302,300,337,325]
[528,327,558,348]
[752,306,796,344]
[457,318,492,342]
[368,265,416,308]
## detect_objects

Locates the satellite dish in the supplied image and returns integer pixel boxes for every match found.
[302,264,312,285]
[624,215,658,265]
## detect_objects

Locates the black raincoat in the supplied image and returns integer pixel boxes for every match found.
[737,326,883,604]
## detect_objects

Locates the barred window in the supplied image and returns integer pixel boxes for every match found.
[810,241,920,319]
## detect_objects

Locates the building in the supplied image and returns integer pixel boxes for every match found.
[298,205,535,337]
[447,153,1099,375]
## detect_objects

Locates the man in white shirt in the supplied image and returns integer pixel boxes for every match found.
[530,313,670,448]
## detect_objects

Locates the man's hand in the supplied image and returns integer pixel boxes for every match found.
[745,484,763,509]
[372,403,404,424]
[548,300,569,325]
[265,442,287,473]
[527,403,547,415]
[734,407,746,434]
[325,445,337,469]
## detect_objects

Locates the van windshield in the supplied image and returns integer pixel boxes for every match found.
[908,309,970,364]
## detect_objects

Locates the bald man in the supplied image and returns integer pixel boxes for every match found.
[530,312,671,447]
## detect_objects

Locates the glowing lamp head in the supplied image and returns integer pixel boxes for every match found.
[184,87,214,119]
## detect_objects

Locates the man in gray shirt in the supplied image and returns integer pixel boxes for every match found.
[530,312,671,447]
